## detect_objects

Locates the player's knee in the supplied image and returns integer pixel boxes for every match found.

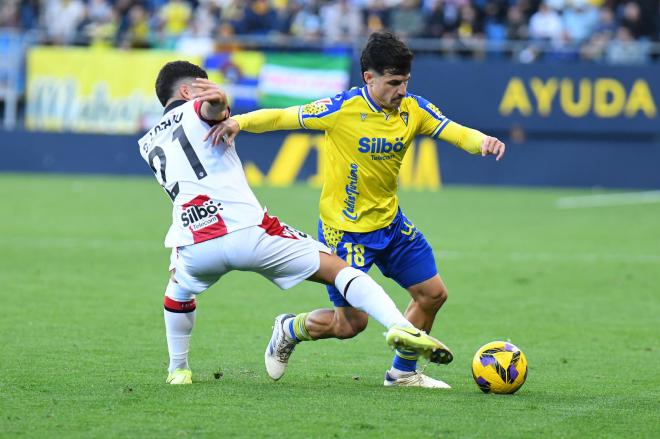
[419,285,448,311]
[437,286,448,305]
[165,280,196,302]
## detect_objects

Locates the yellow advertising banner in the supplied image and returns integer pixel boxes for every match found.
[26,47,200,133]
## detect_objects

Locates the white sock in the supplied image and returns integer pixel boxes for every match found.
[334,267,411,329]
[164,295,196,373]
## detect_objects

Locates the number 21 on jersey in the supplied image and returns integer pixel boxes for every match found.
[147,125,207,200]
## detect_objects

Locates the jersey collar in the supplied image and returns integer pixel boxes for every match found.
[163,99,186,115]
[360,86,382,113]
[360,86,402,117]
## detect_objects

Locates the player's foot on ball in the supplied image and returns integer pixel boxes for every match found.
[264,313,297,380]
[383,370,451,389]
[166,368,192,385]
[385,326,454,365]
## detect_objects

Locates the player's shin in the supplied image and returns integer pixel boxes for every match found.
[334,267,410,329]
[163,291,196,373]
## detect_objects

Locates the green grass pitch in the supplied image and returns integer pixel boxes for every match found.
[1,173,659,438]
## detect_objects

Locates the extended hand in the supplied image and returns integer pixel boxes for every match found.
[481,136,506,161]
[191,78,227,107]
[191,78,228,122]
[204,118,240,147]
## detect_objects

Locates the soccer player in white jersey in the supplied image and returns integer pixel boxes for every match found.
[139,61,452,385]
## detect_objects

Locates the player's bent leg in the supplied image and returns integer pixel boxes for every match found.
[405,275,452,365]
[405,274,448,333]
[263,308,368,380]
[310,254,448,358]
[254,231,448,373]
[303,306,368,340]
[376,215,452,375]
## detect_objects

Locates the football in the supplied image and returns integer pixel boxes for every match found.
[472,341,528,394]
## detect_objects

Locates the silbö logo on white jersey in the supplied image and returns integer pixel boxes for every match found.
[181,198,223,230]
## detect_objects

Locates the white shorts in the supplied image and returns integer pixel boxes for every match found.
[167,221,331,300]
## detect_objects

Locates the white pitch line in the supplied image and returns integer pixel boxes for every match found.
[0,236,156,249]
[434,250,660,264]
[555,191,660,209]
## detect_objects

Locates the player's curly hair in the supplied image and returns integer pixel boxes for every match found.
[155,61,208,106]
[360,32,413,79]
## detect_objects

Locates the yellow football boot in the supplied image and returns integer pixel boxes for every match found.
[385,326,454,365]
[166,368,192,385]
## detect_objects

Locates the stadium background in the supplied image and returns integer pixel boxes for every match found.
[1,1,659,438]
[0,0,659,187]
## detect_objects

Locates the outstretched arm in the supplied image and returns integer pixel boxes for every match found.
[440,122,506,161]
[234,107,301,132]
[205,107,301,146]
[414,95,505,160]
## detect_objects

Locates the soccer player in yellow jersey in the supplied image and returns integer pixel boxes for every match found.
[208,32,505,388]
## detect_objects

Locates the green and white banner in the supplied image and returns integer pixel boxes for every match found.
[258,53,350,108]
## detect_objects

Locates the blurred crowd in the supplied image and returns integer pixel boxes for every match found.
[0,0,658,63]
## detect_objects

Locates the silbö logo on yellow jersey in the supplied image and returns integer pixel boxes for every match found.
[358,137,405,161]
[343,163,359,221]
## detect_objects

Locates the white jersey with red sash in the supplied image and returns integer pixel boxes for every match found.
[138,99,264,247]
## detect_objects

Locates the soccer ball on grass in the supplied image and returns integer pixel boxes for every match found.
[471,341,528,394]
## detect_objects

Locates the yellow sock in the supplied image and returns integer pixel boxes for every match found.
[292,313,313,341]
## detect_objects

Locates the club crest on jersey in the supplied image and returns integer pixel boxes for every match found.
[181,195,223,230]
[400,111,409,126]
[360,113,366,121]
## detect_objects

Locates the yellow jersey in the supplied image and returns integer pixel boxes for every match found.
[233,86,486,232]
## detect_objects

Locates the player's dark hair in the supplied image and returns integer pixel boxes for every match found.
[360,32,413,79]
[155,61,208,106]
